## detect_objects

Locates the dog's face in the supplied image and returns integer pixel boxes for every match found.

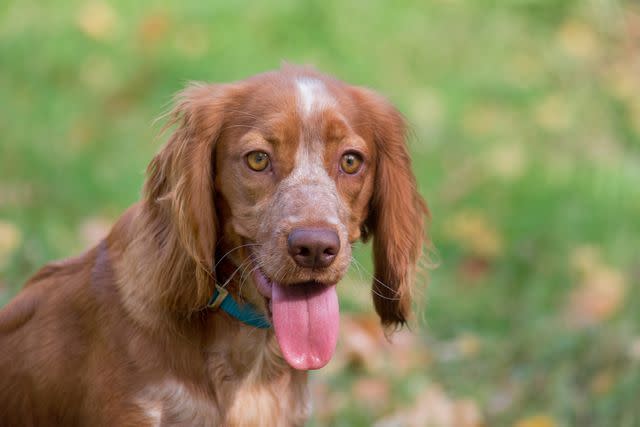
[215,77,375,289]
[148,67,427,370]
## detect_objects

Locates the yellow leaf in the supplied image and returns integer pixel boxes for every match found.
[534,95,572,132]
[557,20,599,59]
[456,333,482,357]
[514,414,557,427]
[0,221,22,268]
[444,210,503,258]
[462,104,509,136]
[606,61,640,102]
[565,265,627,328]
[484,143,527,181]
[628,337,640,362]
[76,1,117,41]
[569,245,601,276]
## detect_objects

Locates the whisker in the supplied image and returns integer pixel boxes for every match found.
[350,257,401,301]
[214,243,262,270]
[218,256,254,290]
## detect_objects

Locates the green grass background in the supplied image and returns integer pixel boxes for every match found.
[1,1,639,426]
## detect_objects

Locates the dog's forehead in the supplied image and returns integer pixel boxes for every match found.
[294,78,337,119]
[239,73,354,138]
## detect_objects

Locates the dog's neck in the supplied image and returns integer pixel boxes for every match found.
[102,203,312,424]
[107,202,284,364]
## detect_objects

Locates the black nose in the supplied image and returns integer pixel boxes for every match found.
[287,228,340,269]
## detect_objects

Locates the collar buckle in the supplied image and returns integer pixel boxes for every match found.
[207,285,229,310]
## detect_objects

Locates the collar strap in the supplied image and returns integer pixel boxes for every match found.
[207,285,271,329]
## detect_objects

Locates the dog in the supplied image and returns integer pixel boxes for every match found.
[0,65,428,426]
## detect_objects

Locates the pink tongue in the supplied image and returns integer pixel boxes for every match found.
[272,282,339,370]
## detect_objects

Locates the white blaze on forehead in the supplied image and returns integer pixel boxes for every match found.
[296,78,336,117]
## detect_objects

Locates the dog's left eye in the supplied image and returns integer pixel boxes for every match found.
[246,151,270,172]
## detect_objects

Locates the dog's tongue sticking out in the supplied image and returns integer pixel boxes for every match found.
[271,282,339,370]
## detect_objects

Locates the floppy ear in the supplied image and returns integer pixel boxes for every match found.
[144,83,227,309]
[355,88,429,328]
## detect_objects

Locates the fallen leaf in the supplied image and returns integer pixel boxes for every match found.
[138,11,171,47]
[387,328,432,375]
[590,370,614,395]
[627,337,640,362]
[0,221,22,268]
[557,20,600,59]
[533,94,572,132]
[462,104,510,136]
[565,264,627,328]
[337,314,388,373]
[455,333,482,357]
[444,210,503,258]
[351,377,390,413]
[76,1,117,41]
[606,60,640,102]
[514,414,557,427]
[458,256,491,282]
[484,143,527,181]
[569,245,602,276]
[374,385,483,427]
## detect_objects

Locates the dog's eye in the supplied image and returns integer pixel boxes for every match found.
[340,152,363,174]
[246,151,270,172]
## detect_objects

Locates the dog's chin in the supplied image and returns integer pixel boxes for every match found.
[252,268,340,371]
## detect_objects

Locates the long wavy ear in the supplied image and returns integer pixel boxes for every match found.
[354,88,429,328]
[143,83,227,311]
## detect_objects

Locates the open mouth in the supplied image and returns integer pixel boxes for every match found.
[252,268,340,371]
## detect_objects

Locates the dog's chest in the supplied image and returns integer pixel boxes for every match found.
[136,374,310,427]
[136,379,220,427]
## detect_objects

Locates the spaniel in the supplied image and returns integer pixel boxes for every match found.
[0,65,428,426]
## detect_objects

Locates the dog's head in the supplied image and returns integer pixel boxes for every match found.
[145,66,428,370]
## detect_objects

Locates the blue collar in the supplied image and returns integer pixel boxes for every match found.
[207,285,271,329]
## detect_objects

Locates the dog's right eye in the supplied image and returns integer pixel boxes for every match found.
[246,151,270,172]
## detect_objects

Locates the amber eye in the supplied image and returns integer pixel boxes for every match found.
[340,152,363,174]
[246,151,270,172]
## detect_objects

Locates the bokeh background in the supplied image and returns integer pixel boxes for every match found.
[1,1,639,426]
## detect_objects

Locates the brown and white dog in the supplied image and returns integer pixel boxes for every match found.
[0,65,428,426]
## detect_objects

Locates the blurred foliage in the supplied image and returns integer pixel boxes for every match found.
[1,0,639,426]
